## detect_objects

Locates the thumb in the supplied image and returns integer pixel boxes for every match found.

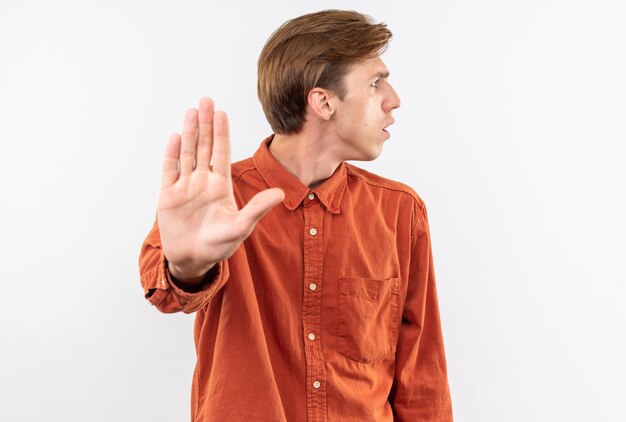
[238,188,285,229]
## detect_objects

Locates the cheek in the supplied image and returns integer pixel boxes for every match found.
[364,98,380,127]
[338,96,378,133]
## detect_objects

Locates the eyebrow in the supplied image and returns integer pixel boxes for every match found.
[370,71,390,80]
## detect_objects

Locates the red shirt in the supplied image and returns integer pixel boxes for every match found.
[139,136,453,421]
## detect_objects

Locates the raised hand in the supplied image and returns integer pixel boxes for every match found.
[157,97,284,283]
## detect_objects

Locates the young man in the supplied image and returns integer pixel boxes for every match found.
[139,10,452,421]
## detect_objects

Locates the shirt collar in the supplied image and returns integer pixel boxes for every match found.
[252,135,347,214]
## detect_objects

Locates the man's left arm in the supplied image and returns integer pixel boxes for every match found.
[389,201,453,421]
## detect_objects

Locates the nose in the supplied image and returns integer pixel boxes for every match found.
[383,84,401,112]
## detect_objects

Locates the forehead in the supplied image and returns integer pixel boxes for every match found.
[345,56,390,81]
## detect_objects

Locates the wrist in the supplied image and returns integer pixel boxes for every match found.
[167,261,216,286]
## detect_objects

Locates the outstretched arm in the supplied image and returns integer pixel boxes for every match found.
[138,97,284,312]
[158,97,284,283]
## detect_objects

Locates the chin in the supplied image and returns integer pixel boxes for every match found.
[352,146,383,162]
[371,141,386,159]
[370,149,384,160]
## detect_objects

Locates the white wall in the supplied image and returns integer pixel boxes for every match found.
[1,0,624,420]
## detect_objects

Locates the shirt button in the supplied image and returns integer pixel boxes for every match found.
[309,283,317,291]
[313,381,321,389]
[309,228,317,236]
[308,333,315,341]
[308,193,315,200]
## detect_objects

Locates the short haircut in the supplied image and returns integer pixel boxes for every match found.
[257,10,392,135]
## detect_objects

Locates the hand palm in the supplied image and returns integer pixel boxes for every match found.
[157,98,284,279]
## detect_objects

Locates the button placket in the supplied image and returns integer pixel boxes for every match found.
[302,198,327,418]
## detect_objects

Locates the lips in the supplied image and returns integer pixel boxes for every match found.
[382,119,395,133]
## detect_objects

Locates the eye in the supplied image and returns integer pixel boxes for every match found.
[370,80,379,88]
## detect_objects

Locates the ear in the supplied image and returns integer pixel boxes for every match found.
[307,87,336,121]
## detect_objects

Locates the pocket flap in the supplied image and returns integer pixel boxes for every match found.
[339,277,401,301]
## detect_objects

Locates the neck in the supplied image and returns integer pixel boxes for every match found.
[269,131,343,189]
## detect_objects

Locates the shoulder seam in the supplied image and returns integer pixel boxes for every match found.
[346,166,423,204]
[411,201,426,241]
[344,166,426,241]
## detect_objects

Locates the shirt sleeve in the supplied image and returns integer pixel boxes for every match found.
[138,219,230,314]
[389,201,453,421]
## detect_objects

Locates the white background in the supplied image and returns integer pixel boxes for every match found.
[1,0,625,421]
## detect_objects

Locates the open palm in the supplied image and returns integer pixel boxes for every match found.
[157,97,284,281]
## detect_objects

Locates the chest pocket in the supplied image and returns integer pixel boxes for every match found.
[337,277,401,364]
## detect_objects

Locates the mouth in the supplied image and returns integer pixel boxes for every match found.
[382,119,395,136]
